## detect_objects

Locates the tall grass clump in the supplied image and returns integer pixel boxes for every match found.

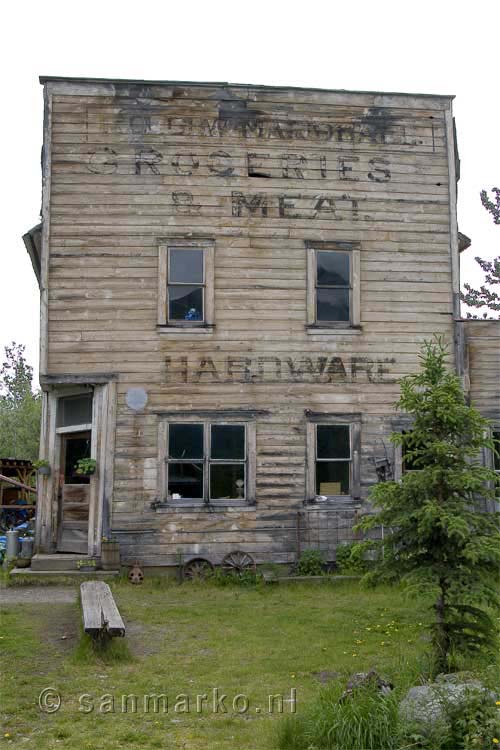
[276,682,399,750]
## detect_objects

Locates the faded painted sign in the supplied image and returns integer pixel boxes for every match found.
[164,355,396,384]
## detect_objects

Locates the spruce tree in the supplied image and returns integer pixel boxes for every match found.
[359,338,500,672]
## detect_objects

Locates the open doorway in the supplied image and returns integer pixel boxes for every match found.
[56,393,93,553]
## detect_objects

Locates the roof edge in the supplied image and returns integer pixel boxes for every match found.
[38,76,455,100]
[22,223,42,288]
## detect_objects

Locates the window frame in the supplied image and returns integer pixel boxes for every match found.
[305,241,360,331]
[491,429,500,476]
[305,412,361,503]
[158,417,256,507]
[157,239,215,333]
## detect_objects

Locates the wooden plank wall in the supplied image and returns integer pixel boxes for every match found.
[465,320,500,420]
[43,80,456,565]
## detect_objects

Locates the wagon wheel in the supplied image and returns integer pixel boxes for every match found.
[221,550,256,575]
[183,557,214,581]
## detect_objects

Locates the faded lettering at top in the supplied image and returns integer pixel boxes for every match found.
[86,106,430,147]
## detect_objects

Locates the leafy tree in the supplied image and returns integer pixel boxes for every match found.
[461,187,499,318]
[359,338,500,673]
[0,342,41,461]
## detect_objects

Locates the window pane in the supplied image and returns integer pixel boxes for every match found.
[168,462,204,498]
[57,393,93,427]
[316,461,350,495]
[168,285,203,321]
[211,425,245,460]
[210,463,245,500]
[317,425,350,459]
[169,423,203,459]
[169,248,203,284]
[316,287,350,322]
[317,251,350,286]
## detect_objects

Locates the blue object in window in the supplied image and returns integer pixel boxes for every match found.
[185,307,202,321]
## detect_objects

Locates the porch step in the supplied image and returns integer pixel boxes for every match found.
[31,554,81,571]
[30,554,94,572]
[9,567,120,578]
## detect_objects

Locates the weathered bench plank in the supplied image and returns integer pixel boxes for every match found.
[80,581,125,638]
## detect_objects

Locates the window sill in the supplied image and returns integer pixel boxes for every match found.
[157,325,215,335]
[305,496,360,506]
[153,501,255,512]
[305,325,362,335]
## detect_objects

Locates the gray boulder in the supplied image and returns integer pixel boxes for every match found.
[399,675,496,734]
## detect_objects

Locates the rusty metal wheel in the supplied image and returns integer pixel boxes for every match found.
[183,557,214,581]
[221,550,256,575]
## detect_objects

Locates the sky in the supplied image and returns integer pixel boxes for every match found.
[1,0,498,383]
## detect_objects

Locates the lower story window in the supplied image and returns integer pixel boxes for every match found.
[306,414,361,501]
[315,424,351,495]
[493,431,500,474]
[164,422,253,504]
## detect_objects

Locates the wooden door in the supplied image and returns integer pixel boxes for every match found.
[57,431,92,553]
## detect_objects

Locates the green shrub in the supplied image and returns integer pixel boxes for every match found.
[335,542,368,574]
[296,549,325,576]
[276,679,500,750]
[400,687,500,750]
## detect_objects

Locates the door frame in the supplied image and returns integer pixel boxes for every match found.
[36,379,117,557]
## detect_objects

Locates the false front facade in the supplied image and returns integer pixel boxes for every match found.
[24,76,497,571]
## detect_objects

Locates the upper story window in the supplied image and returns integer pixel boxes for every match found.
[168,248,205,322]
[316,251,350,322]
[306,242,360,332]
[157,239,215,333]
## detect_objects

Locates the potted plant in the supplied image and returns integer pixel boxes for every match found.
[76,558,97,572]
[101,535,120,570]
[75,458,97,477]
[33,459,51,477]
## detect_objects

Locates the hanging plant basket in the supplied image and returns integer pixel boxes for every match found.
[75,458,97,476]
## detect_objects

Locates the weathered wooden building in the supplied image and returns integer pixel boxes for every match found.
[23,77,499,571]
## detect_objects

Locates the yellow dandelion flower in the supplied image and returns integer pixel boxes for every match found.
[492,739,499,744]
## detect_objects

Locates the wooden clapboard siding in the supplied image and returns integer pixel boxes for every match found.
[465,321,500,420]
[40,78,461,564]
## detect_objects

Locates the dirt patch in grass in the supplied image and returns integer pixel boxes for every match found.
[125,620,170,657]
[37,603,80,654]
[0,585,78,604]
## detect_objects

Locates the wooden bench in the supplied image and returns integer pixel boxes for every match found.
[80,581,125,640]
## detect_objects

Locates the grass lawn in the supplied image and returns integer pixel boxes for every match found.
[0,578,437,749]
